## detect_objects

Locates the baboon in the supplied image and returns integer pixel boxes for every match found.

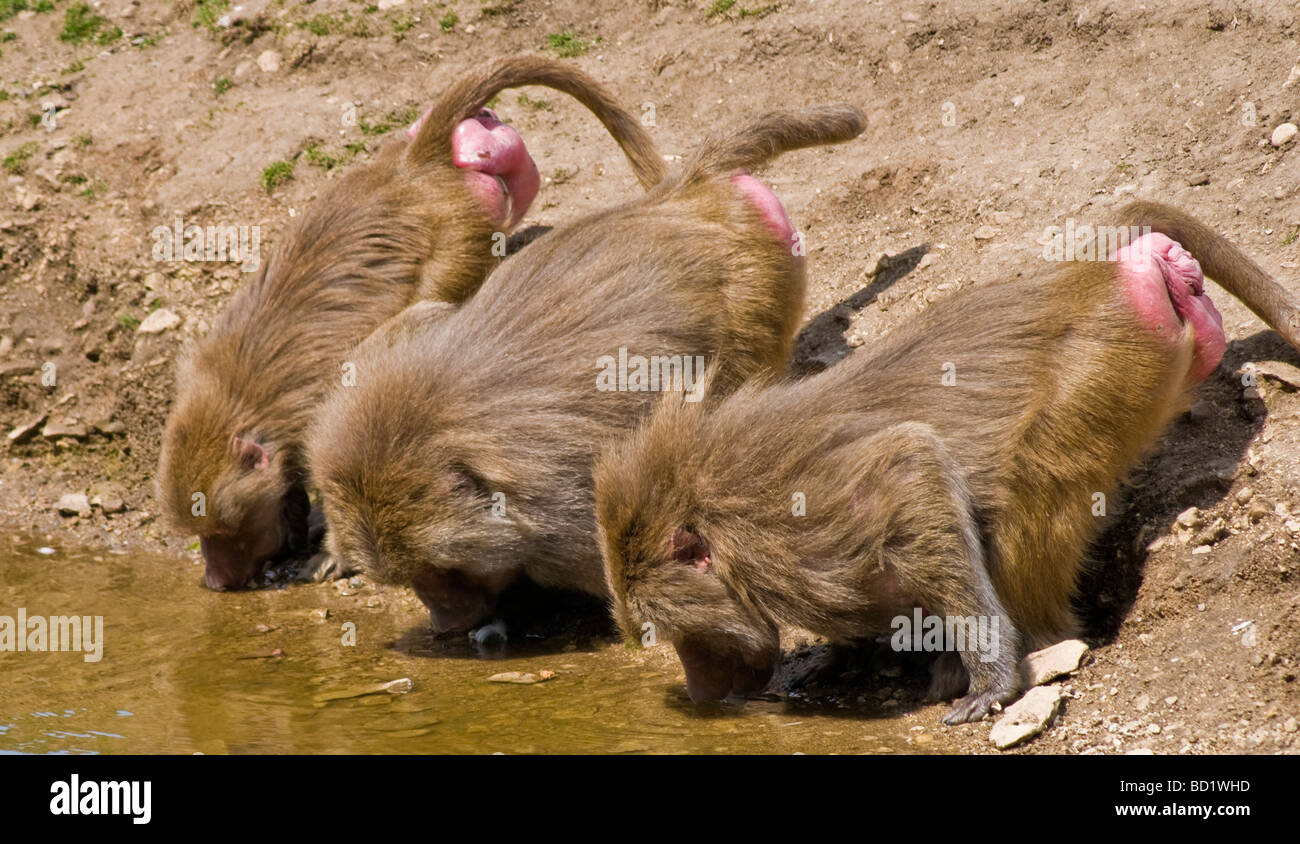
[594,201,1300,722]
[156,57,667,590]
[306,105,867,634]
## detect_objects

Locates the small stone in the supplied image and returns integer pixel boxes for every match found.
[990,685,1065,749]
[1164,696,1178,706]
[1175,506,1202,530]
[0,360,38,379]
[1271,123,1298,148]
[137,308,181,334]
[1020,639,1090,686]
[42,420,87,440]
[1283,717,1297,733]
[1187,172,1210,186]
[256,50,282,74]
[56,493,91,517]
[377,0,407,8]
[98,496,126,515]
[1135,693,1150,711]
[487,671,550,685]
[916,253,934,271]
[1235,486,1254,506]
[6,413,47,444]
[973,225,998,241]
[1286,66,1300,88]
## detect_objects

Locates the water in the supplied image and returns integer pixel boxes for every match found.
[0,535,950,754]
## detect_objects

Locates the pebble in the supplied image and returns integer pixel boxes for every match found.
[973,225,998,241]
[1271,123,1298,148]
[1020,639,1089,686]
[56,493,91,517]
[42,420,88,440]
[488,671,552,685]
[990,685,1065,749]
[1175,506,1202,530]
[137,308,182,334]
[256,50,282,74]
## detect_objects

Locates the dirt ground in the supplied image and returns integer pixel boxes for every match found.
[1,0,1297,753]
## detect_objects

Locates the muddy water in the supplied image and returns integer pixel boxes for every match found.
[0,536,950,755]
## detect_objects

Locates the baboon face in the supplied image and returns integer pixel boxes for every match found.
[609,522,779,702]
[319,450,527,632]
[159,425,310,591]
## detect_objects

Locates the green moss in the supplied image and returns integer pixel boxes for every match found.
[61,4,122,45]
[545,29,587,58]
[3,140,37,174]
[439,10,457,31]
[260,159,295,192]
[213,76,232,96]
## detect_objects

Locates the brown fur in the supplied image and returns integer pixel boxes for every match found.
[594,201,1300,719]
[306,105,866,630]
[156,56,665,589]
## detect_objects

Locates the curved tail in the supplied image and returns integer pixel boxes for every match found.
[406,55,666,189]
[677,105,865,186]
[1118,200,1300,350]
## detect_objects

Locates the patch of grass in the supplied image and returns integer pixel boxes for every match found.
[3,140,37,174]
[358,105,420,136]
[26,111,40,127]
[1283,225,1299,246]
[344,140,367,156]
[517,92,549,111]
[1,30,16,41]
[213,76,232,96]
[303,12,347,36]
[0,90,8,102]
[132,29,165,48]
[439,11,457,31]
[391,15,414,40]
[34,0,51,10]
[546,29,588,58]
[61,3,122,45]
[739,3,780,17]
[61,173,87,185]
[706,0,736,17]
[78,178,105,200]
[193,0,229,32]
[480,2,518,16]
[0,0,27,22]
[62,59,85,75]
[116,314,140,331]
[73,132,92,147]
[304,143,341,170]
[260,159,295,192]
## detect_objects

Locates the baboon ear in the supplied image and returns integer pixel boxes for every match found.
[669,527,712,571]
[231,436,270,473]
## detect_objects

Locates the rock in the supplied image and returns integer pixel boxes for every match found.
[313,677,413,702]
[56,493,91,517]
[137,308,181,334]
[1235,486,1254,506]
[990,685,1065,749]
[1134,693,1150,711]
[1175,506,1202,530]
[94,419,127,436]
[6,413,47,445]
[973,225,998,241]
[233,60,256,81]
[915,253,934,271]
[42,420,88,440]
[1251,360,1300,390]
[256,50,282,73]
[0,360,38,379]
[1193,517,1227,546]
[1271,123,1298,148]
[487,671,551,685]
[377,0,407,8]
[1187,172,1210,186]
[1284,717,1297,733]
[1011,94,1025,108]
[1020,639,1089,686]
[96,495,126,515]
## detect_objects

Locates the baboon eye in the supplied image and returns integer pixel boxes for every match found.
[446,465,487,498]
